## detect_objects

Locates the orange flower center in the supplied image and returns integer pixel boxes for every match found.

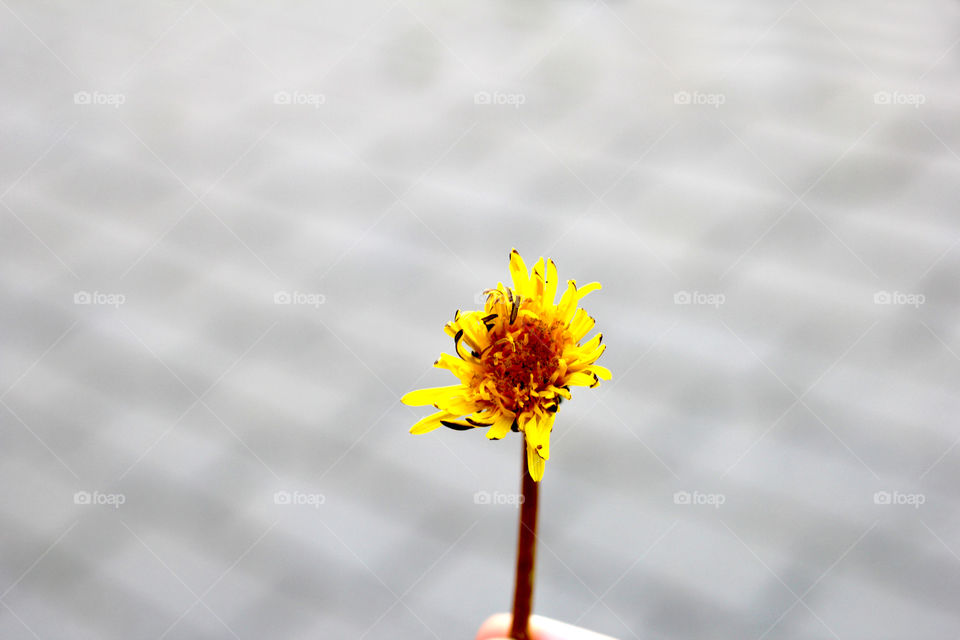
[482,317,561,412]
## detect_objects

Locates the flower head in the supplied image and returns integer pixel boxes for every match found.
[402,249,610,481]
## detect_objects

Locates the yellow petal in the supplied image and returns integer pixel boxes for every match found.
[434,353,479,382]
[553,386,572,400]
[558,281,601,324]
[544,259,558,306]
[509,249,531,297]
[568,308,594,342]
[566,340,606,370]
[557,280,577,314]
[526,443,545,482]
[579,333,603,353]
[581,342,606,365]
[409,410,458,434]
[524,412,554,459]
[401,384,467,407]
[565,371,599,387]
[515,411,533,433]
[466,409,494,424]
[459,314,490,352]
[576,281,602,301]
[439,395,480,415]
[532,257,546,303]
[486,414,514,440]
[588,365,612,380]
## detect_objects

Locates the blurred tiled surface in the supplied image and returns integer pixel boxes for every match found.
[2,1,959,638]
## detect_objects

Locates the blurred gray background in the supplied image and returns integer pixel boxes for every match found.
[2,1,959,639]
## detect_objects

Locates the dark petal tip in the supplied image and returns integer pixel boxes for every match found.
[440,420,474,431]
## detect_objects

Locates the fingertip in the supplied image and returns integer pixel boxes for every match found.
[477,612,618,640]
[475,613,511,640]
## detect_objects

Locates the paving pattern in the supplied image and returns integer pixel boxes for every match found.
[1,1,959,638]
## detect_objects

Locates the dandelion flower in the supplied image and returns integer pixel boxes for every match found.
[402,249,610,481]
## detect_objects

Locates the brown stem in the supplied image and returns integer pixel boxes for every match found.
[509,441,540,640]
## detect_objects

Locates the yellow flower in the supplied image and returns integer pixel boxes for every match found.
[402,249,610,481]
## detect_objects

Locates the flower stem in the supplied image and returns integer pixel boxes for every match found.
[510,441,539,640]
